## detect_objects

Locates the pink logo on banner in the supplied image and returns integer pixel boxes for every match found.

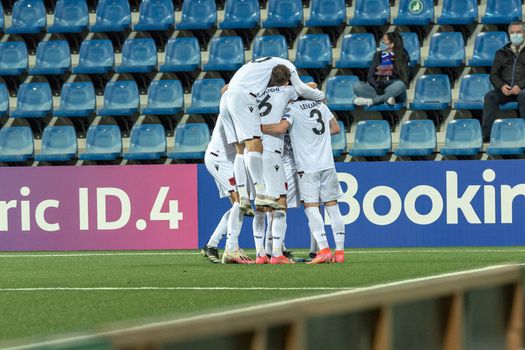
[0,165,198,251]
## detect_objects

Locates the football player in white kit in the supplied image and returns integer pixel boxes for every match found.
[262,99,346,264]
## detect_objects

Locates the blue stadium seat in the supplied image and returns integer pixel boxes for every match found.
[0,41,28,76]
[54,82,96,117]
[331,121,346,156]
[437,0,477,25]
[469,32,508,67]
[202,36,244,71]
[79,125,122,161]
[501,102,518,111]
[12,82,53,118]
[220,0,260,29]
[0,2,4,32]
[0,126,34,162]
[454,74,492,110]
[177,0,217,30]
[48,0,89,33]
[295,34,332,69]
[98,80,139,116]
[305,0,346,27]
[410,74,452,110]
[124,124,166,160]
[35,126,77,162]
[186,78,224,114]
[252,35,288,60]
[29,40,71,75]
[394,119,436,157]
[6,0,46,34]
[487,118,525,155]
[73,39,114,74]
[325,75,359,111]
[349,0,390,26]
[335,33,375,69]
[424,32,465,68]
[134,0,175,31]
[263,0,303,28]
[116,38,157,73]
[0,83,8,116]
[142,80,184,115]
[399,32,420,66]
[349,120,391,157]
[169,123,210,159]
[481,0,521,25]
[90,0,131,32]
[440,119,482,156]
[159,37,201,72]
[300,75,315,83]
[394,0,433,26]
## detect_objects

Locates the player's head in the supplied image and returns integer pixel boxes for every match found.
[269,64,291,87]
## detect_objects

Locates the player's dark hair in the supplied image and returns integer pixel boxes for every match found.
[269,64,291,87]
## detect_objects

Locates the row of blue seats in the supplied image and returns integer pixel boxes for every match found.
[1,0,521,35]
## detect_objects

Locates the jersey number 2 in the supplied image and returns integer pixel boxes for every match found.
[310,109,325,135]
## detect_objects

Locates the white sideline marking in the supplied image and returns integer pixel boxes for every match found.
[0,287,350,292]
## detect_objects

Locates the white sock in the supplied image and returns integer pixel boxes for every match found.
[234,154,249,200]
[264,211,273,255]
[309,231,318,253]
[246,151,267,196]
[206,208,231,248]
[226,202,243,251]
[304,207,329,250]
[271,210,287,257]
[253,211,266,257]
[326,205,345,251]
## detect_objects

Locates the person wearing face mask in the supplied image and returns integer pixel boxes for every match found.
[352,32,410,107]
[482,21,525,142]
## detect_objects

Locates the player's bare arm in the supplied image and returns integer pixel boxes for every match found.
[329,117,340,135]
[261,120,290,135]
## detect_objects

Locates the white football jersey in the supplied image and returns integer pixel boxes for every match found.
[206,116,236,162]
[282,133,296,169]
[284,100,335,174]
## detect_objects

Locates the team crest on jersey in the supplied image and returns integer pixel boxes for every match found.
[248,106,254,112]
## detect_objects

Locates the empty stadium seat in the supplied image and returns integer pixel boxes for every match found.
[487,118,525,155]
[481,0,521,25]
[424,32,465,67]
[300,75,315,83]
[116,38,157,73]
[252,35,288,60]
[159,37,201,72]
[295,34,332,69]
[98,80,139,116]
[331,121,346,156]
[142,80,184,115]
[48,0,89,33]
[0,83,8,116]
[134,0,175,31]
[35,126,77,162]
[90,0,131,32]
[469,32,508,67]
[186,78,224,114]
[437,0,477,25]
[335,33,375,69]
[6,0,47,34]
[79,124,122,161]
[325,75,359,111]
[29,40,71,75]
[440,119,482,156]
[400,32,421,66]
[455,74,492,110]
[305,0,346,27]
[12,82,53,118]
[349,0,390,26]
[73,39,114,74]
[0,126,34,162]
[177,0,217,30]
[394,119,436,157]
[0,41,28,76]
[263,0,303,28]
[169,123,210,159]
[0,3,4,32]
[410,75,452,110]
[54,81,96,117]
[202,36,244,71]
[124,124,166,160]
[349,120,391,157]
[394,0,433,26]
[220,0,260,29]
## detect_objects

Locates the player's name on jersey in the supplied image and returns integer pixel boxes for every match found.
[297,100,321,110]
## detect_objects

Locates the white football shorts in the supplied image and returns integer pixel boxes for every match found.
[284,164,301,209]
[262,150,287,198]
[204,151,236,198]
[222,89,263,144]
[298,168,343,204]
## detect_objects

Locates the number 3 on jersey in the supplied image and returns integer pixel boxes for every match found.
[310,109,325,135]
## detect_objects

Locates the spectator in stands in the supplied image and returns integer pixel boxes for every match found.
[353,32,409,107]
[482,21,525,142]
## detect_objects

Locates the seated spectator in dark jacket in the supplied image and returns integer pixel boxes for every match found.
[482,21,525,142]
[353,32,410,107]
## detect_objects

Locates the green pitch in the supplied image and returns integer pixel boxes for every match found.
[1,248,525,345]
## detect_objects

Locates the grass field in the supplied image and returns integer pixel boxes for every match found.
[2,247,525,346]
